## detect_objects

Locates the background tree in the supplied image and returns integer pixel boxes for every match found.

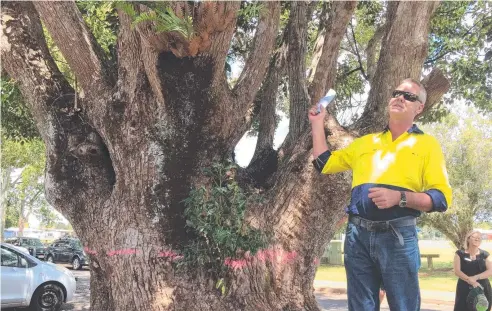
[1,1,484,310]
[419,110,492,249]
[0,139,47,238]
[4,204,19,229]
[37,205,62,229]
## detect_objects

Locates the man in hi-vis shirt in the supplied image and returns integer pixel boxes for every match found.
[309,79,452,311]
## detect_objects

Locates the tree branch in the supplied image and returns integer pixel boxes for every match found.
[365,23,387,81]
[11,174,23,188]
[234,1,281,112]
[424,13,490,66]
[283,2,310,149]
[308,1,357,105]
[352,1,441,135]
[243,46,287,187]
[342,66,363,78]
[1,2,115,219]
[349,20,368,81]
[198,1,241,75]
[416,68,451,120]
[307,2,329,82]
[116,4,146,102]
[27,188,43,206]
[33,1,116,95]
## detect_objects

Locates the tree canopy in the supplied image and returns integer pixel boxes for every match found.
[420,109,492,249]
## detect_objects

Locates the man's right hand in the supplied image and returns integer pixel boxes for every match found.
[309,105,329,159]
[308,105,326,125]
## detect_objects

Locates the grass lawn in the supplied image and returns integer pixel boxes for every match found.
[315,240,492,292]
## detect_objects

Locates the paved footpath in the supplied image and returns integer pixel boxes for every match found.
[314,280,455,311]
[316,293,453,311]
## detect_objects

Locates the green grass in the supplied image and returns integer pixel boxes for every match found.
[316,266,347,282]
[315,240,492,292]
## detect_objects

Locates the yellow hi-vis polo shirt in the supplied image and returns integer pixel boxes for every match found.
[313,125,452,220]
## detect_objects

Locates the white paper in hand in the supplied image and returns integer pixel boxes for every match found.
[316,89,336,114]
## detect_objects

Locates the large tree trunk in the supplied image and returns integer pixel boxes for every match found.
[1,1,448,310]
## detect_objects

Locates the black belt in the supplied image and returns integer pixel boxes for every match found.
[349,215,416,246]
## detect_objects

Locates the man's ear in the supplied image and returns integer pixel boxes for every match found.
[416,103,424,114]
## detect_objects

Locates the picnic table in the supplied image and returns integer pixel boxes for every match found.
[421,254,440,270]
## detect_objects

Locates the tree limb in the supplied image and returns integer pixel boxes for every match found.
[349,20,368,81]
[234,1,281,112]
[251,50,286,164]
[416,68,451,120]
[198,1,241,75]
[33,1,116,95]
[27,188,43,206]
[244,46,287,187]
[1,1,115,218]
[341,66,363,78]
[365,23,387,81]
[224,2,282,155]
[308,1,357,105]
[307,1,330,83]
[116,4,146,102]
[352,1,441,135]
[283,2,310,149]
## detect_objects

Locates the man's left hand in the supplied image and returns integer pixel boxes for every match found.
[368,188,400,209]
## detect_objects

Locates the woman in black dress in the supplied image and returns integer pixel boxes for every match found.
[454,230,492,311]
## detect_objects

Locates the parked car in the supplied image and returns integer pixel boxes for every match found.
[8,243,30,254]
[45,238,89,270]
[1,243,76,310]
[4,237,48,260]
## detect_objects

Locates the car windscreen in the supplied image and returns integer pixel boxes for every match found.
[71,240,83,250]
[31,239,44,247]
[1,246,37,267]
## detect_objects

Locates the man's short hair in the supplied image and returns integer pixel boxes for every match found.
[401,78,427,105]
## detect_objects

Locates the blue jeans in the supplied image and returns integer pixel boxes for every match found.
[344,221,421,311]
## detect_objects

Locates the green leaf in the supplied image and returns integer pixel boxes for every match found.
[114,1,137,19]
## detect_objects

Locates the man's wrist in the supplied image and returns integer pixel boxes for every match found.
[311,121,324,130]
[398,191,407,208]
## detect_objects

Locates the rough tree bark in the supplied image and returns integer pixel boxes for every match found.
[353,1,441,135]
[1,1,448,310]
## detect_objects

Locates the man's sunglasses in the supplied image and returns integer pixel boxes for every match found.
[392,90,420,102]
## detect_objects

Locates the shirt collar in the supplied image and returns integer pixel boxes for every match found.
[383,124,424,134]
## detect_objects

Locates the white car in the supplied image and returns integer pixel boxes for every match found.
[10,244,30,254]
[1,243,76,310]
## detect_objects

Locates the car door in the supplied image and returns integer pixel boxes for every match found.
[51,242,63,261]
[59,242,72,262]
[0,246,30,306]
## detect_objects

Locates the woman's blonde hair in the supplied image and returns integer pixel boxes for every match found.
[463,230,482,250]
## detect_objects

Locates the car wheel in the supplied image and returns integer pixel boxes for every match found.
[72,257,81,270]
[29,283,65,311]
[46,255,54,263]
